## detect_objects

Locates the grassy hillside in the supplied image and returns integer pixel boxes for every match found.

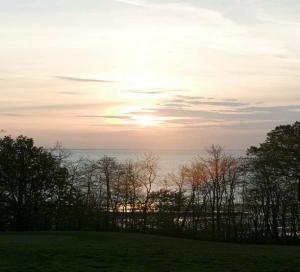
[0,232,299,272]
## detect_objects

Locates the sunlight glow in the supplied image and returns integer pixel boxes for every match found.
[132,115,161,127]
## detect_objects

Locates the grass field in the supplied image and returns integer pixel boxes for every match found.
[0,232,299,272]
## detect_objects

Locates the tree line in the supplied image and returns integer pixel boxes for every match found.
[0,122,299,243]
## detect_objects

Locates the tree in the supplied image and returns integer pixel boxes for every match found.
[0,135,68,230]
[247,122,300,240]
[137,153,158,231]
[97,156,120,229]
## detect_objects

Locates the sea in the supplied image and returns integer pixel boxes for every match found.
[69,149,245,176]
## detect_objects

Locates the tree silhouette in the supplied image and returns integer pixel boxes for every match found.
[0,135,68,230]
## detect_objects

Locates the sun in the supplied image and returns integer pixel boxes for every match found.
[133,115,161,127]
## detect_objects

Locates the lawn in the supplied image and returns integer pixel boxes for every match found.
[0,232,299,272]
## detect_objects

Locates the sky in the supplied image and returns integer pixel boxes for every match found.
[0,0,300,149]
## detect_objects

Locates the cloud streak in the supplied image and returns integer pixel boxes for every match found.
[129,89,184,95]
[0,102,121,113]
[55,91,81,95]
[79,115,133,121]
[55,76,118,84]
[159,95,250,108]
[124,94,300,129]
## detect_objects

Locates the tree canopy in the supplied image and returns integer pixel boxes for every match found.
[0,123,299,243]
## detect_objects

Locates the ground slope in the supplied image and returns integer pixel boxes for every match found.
[0,232,299,272]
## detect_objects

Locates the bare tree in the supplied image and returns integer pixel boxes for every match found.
[137,153,159,231]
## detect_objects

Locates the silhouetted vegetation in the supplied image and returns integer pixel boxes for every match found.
[0,122,299,243]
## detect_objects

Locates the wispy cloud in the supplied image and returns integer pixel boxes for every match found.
[159,95,249,108]
[79,115,133,121]
[130,90,165,95]
[0,102,120,113]
[55,76,118,84]
[125,95,300,129]
[116,0,290,56]
[115,0,149,7]
[55,91,81,95]
[0,113,24,117]
[129,89,184,95]
[153,104,300,120]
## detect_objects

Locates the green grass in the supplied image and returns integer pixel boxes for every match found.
[0,232,299,272]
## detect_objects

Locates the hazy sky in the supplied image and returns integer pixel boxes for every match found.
[1,0,300,149]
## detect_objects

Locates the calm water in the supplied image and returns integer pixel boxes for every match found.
[69,149,245,175]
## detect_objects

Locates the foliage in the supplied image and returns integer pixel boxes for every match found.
[0,122,299,243]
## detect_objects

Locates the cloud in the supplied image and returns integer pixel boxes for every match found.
[164,118,223,128]
[238,104,300,113]
[115,0,149,7]
[177,120,278,130]
[55,76,118,84]
[55,91,81,95]
[74,91,300,131]
[116,0,290,56]
[207,101,248,107]
[175,95,206,100]
[129,89,184,95]
[0,102,120,113]
[79,115,133,120]
[0,113,24,117]
[72,90,300,132]
[226,120,278,130]
[182,100,248,107]
[161,103,190,108]
[91,123,139,129]
[130,90,165,95]
[159,95,249,108]
[130,108,246,120]
[128,99,300,128]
